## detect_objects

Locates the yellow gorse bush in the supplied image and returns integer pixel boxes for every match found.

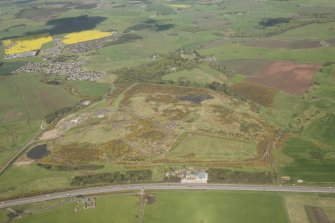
[3,34,53,55]
[62,30,112,45]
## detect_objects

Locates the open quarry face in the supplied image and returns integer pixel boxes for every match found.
[37,83,275,165]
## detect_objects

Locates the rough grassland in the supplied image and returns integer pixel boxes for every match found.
[284,193,335,223]
[8,195,138,223]
[0,74,78,120]
[169,133,257,161]
[143,191,289,223]
[280,137,335,182]
[69,80,110,98]
[162,68,224,84]
[221,59,273,76]
[263,92,301,128]
[0,73,79,167]
[201,44,335,64]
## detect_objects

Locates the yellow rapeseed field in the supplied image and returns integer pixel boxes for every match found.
[3,34,53,55]
[167,4,191,9]
[62,30,112,45]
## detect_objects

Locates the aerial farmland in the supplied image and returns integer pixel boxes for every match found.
[0,0,335,222]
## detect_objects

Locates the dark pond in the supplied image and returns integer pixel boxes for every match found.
[179,94,214,104]
[27,144,49,159]
[259,17,291,28]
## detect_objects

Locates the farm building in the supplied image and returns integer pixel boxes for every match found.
[181,171,208,184]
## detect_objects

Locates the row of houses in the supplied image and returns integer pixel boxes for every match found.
[14,62,104,81]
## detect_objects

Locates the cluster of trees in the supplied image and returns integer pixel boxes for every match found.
[115,49,199,84]
[258,17,291,28]
[105,33,143,46]
[204,81,251,104]
[45,80,60,85]
[37,163,104,171]
[208,169,273,184]
[71,169,152,186]
[45,103,82,123]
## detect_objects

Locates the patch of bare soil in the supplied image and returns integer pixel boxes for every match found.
[14,156,33,167]
[39,113,90,140]
[248,61,321,95]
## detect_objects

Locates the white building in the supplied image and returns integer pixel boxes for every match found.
[181,171,208,184]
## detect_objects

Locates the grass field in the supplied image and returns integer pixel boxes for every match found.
[0,73,79,167]
[69,80,110,98]
[169,133,257,161]
[262,92,301,128]
[304,113,335,145]
[284,193,335,223]
[4,195,138,223]
[277,64,335,183]
[0,0,334,203]
[2,191,335,223]
[162,67,224,84]
[280,137,335,183]
[0,191,290,223]
[143,191,289,223]
[201,44,335,64]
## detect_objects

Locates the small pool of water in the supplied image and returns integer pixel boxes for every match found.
[27,144,49,159]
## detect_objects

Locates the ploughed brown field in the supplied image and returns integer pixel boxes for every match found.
[245,40,321,49]
[247,61,321,95]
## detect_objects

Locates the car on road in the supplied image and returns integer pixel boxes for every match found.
[66,193,71,197]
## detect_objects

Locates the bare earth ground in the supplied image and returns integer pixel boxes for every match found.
[39,113,91,141]
[247,61,321,95]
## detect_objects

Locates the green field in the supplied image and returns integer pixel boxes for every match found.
[5,195,138,223]
[143,191,289,223]
[0,0,335,204]
[2,191,335,223]
[278,64,335,183]
[263,92,301,128]
[169,133,257,161]
[163,65,226,84]
[0,73,79,167]
[201,44,335,64]
[0,191,290,223]
[281,137,335,182]
[69,80,110,98]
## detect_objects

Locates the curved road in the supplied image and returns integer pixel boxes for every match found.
[1,183,335,209]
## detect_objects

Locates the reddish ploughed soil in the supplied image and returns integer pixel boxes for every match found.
[247,61,321,95]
